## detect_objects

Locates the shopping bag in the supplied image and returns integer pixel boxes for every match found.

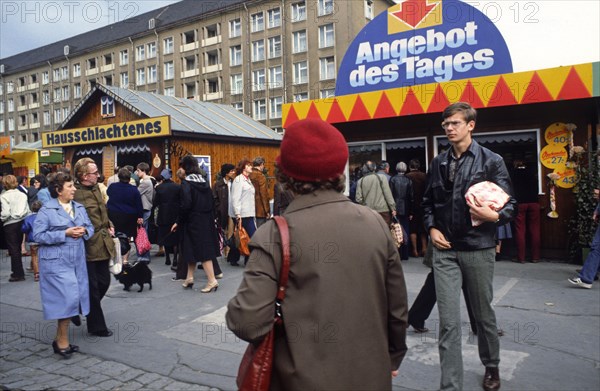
[390,216,405,247]
[108,237,123,275]
[237,225,250,256]
[135,225,152,255]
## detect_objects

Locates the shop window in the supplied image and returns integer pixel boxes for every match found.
[101,96,115,118]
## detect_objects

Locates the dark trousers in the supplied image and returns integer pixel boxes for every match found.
[514,203,540,261]
[227,217,257,265]
[86,260,111,333]
[398,214,410,260]
[408,270,476,333]
[4,222,25,278]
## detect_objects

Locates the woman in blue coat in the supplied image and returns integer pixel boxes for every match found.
[33,172,94,359]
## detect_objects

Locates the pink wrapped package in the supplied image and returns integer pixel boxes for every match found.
[465,181,510,226]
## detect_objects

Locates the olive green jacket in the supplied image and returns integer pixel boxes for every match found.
[74,182,115,262]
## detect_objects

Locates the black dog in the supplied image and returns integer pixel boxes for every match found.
[114,262,152,292]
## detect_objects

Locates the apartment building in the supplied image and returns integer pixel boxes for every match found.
[0,0,393,144]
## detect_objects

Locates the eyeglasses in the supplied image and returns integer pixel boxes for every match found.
[441,120,466,129]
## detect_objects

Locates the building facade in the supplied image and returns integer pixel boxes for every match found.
[0,0,393,145]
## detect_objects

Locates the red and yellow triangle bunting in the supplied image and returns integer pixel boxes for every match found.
[282,62,597,126]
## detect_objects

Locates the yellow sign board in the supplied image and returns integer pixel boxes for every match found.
[42,116,171,148]
[540,144,568,169]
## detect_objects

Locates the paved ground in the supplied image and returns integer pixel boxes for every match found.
[1,247,599,391]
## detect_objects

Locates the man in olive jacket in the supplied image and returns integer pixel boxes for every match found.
[74,158,115,337]
[227,119,408,390]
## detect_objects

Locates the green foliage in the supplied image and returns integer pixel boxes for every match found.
[568,150,600,262]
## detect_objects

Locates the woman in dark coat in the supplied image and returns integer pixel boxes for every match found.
[172,155,220,293]
[153,169,180,266]
[106,168,143,263]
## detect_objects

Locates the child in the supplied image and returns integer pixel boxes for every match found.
[22,201,42,281]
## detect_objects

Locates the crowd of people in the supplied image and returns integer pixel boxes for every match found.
[1,102,598,391]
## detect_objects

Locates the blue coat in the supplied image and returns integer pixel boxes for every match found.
[33,198,94,320]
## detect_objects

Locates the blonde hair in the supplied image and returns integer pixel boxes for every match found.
[2,174,18,190]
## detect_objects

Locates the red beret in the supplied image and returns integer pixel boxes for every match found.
[276,119,349,181]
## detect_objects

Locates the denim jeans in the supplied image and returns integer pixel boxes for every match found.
[579,224,600,284]
[433,246,499,391]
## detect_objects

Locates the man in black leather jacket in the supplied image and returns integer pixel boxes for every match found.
[422,102,516,391]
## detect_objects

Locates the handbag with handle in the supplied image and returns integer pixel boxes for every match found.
[236,216,291,391]
[237,220,251,256]
[390,215,405,247]
[135,225,152,255]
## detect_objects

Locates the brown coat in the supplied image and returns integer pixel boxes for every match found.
[249,168,270,218]
[74,183,115,262]
[226,190,408,391]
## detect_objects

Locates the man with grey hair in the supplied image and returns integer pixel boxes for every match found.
[390,162,413,260]
[377,161,391,181]
[249,156,271,228]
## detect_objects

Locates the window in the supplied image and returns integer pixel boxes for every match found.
[365,0,374,20]
[120,72,129,87]
[8,98,14,112]
[270,96,283,118]
[252,40,265,62]
[319,24,335,48]
[7,81,14,93]
[42,71,49,85]
[104,75,113,86]
[88,58,97,69]
[147,65,157,83]
[293,61,308,84]
[318,0,334,16]
[268,36,282,58]
[205,24,219,39]
[30,74,37,83]
[53,88,61,102]
[19,114,27,126]
[120,50,129,65]
[206,50,219,66]
[320,56,335,80]
[147,42,157,59]
[229,18,241,38]
[292,30,307,53]
[31,92,38,104]
[53,68,61,80]
[43,91,50,105]
[320,88,335,98]
[0,83,2,95]
[74,83,81,99]
[183,30,196,44]
[136,45,145,61]
[73,63,81,77]
[230,45,242,66]
[164,62,174,80]
[101,96,115,117]
[267,8,281,28]
[252,69,266,91]
[62,86,70,101]
[43,111,51,125]
[164,87,175,97]
[104,54,113,65]
[184,55,196,71]
[18,77,26,87]
[232,102,243,112]
[291,1,306,22]
[207,78,220,93]
[269,65,283,88]
[251,12,264,32]
[230,74,243,95]
[62,107,70,120]
[136,68,146,85]
[61,66,69,80]
[0,102,3,114]
[54,109,61,123]
[8,118,15,131]
[163,37,174,54]
[253,99,266,120]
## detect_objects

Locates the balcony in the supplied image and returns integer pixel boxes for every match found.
[181,69,200,79]
[17,86,26,93]
[18,124,29,131]
[180,42,199,52]
[202,36,222,47]
[29,103,40,109]
[17,105,27,112]
[202,64,222,74]
[30,122,40,129]
[101,64,115,73]
[85,68,99,76]
[27,83,39,90]
[203,91,223,101]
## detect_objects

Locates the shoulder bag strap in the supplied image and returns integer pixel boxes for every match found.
[272,216,290,320]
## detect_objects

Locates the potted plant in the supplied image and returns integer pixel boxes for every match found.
[568,148,600,263]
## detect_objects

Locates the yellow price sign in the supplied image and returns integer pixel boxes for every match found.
[544,123,570,146]
[540,144,568,169]
[553,167,577,189]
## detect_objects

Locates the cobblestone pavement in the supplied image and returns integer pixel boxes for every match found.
[0,331,221,391]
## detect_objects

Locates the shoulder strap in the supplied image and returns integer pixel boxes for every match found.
[272,216,291,306]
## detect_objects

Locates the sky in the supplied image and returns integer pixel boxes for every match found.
[0,0,180,58]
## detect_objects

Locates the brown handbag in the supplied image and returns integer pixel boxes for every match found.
[236,220,251,256]
[236,216,291,391]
